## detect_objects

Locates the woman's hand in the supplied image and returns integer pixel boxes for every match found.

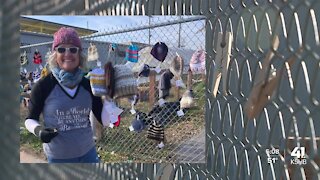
[34,126,58,143]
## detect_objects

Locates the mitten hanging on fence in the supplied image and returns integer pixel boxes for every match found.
[33,50,42,64]
[88,43,99,61]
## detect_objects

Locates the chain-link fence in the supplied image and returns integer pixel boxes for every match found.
[83,16,206,163]
[3,0,320,179]
[19,16,206,163]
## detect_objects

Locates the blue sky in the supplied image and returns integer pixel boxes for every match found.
[24,15,151,31]
[23,16,205,50]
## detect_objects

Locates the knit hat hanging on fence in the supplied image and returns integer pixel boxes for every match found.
[125,44,139,63]
[131,114,146,133]
[190,50,206,74]
[138,64,151,77]
[88,43,99,61]
[52,27,82,50]
[89,68,107,97]
[20,51,28,66]
[180,89,195,109]
[147,120,165,142]
[150,42,168,62]
[113,64,138,99]
[158,69,175,99]
[33,50,42,64]
[169,54,184,78]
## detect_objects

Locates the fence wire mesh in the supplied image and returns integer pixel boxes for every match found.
[81,16,206,164]
[3,0,319,179]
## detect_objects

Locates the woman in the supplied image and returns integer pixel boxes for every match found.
[24,27,103,163]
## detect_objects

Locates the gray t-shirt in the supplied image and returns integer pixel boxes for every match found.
[26,74,103,159]
[43,85,94,159]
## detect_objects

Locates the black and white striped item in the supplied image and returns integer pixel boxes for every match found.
[147,120,164,141]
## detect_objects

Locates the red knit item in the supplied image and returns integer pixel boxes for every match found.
[33,52,42,64]
[113,115,121,127]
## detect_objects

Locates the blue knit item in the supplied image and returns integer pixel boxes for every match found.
[51,67,83,88]
[125,44,139,63]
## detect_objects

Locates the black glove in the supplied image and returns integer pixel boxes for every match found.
[34,126,58,143]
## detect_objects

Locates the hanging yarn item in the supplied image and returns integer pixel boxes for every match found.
[104,62,115,98]
[150,42,168,62]
[33,50,42,64]
[147,120,165,142]
[87,43,99,61]
[20,51,28,66]
[113,64,138,99]
[158,70,175,99]
[125,44,139,63]
[169,54,184,79]
[89,68,107,97]
[189,50,206,74]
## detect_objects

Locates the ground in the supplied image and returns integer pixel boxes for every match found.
[20,146,46,163]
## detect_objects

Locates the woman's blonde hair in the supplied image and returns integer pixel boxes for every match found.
[47,50,87,72]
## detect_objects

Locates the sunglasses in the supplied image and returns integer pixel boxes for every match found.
[56,47,79,54]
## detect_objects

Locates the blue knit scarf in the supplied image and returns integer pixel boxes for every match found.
[52,67,83,88]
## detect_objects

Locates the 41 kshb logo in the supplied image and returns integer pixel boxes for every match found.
[290,147,307,165]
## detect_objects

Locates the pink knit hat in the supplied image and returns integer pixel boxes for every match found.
[52,27,82,50]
